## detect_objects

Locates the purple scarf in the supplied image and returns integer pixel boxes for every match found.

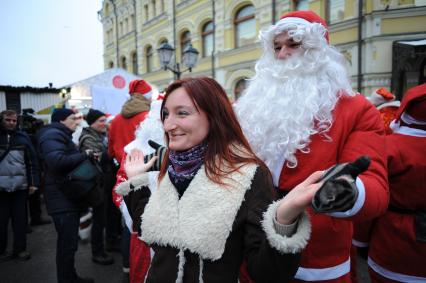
[167,142,207,184]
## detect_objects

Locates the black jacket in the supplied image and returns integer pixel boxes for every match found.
[120,164,311,283]
[0,128,40,192]
[37,122,86,215]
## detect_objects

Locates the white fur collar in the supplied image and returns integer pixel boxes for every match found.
[140,163,258,261]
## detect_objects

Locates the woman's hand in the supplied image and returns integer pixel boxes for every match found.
[124,148,158,178]
[276,171,324,225]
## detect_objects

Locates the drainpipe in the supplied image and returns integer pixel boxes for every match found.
[357,0,363,93]
[211,0,216,79]
[112,1,119,67]
[272,0,276,24]
[173,0,177,73]
[132,0,138,74]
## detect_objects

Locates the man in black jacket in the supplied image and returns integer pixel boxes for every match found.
[37,108,94,283]
[0,110,40,262]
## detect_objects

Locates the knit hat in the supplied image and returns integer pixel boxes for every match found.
[128,79,153,100]
[86,109,106,125]
[279,10,329,42]
[396,83,426,123]
[51,108,74,123]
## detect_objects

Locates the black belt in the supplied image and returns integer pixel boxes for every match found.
[388,204,418,215]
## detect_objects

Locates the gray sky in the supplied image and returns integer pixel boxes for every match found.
[0,0,104,88]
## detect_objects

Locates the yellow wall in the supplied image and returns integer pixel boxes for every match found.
[329,27,358,45]
[382,16,426,34]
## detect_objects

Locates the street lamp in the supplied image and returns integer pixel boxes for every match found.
[157,42,199,79]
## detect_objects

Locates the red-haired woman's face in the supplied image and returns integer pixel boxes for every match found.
[162,87,209,151]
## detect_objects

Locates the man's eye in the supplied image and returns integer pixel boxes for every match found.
[274,46,281,52]
[289,43,301,48]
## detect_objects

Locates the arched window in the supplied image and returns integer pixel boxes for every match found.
[121,56,127,70]
[108,61,114,68]
[202,21,214,57]
[159,38,168,46]
[234,5,256,48]
[180,31,191,58]
[234,78,248,100]
[146,46,153,72]
[132,52,138,74]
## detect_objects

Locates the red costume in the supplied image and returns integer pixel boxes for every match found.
[367,83,426,282]
[278,94,389,282]
[109,79,153,283]
[108,111,148,163]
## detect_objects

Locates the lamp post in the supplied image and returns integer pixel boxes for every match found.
[157,42,199,80]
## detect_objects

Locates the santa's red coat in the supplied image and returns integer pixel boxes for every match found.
[367,130,426,281]
[108,111,148,162]
[278,94,389,282]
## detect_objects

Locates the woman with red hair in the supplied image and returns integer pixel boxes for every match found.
[115,77,322,282]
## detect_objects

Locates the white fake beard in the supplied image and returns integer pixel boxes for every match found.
[235,46,353,174]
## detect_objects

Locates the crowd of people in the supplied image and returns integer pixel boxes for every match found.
[0,10,425,283]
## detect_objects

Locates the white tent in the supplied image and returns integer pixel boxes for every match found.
[67,68,158,115]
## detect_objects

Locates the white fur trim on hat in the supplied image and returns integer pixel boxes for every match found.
[262,201,311,254]
[277,16,311,27]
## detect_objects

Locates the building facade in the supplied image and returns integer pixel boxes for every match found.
[99,0,426,100]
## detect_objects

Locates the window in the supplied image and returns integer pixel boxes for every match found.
[108,61,114,68]
[328,0,345,23]
[104,3,110,16]
[295,0,309,10]
[161,0,165,13]
[121,56,127,70]
[180,31,191,58]
[131,15,135,30]
[234,78,248,100]
[144,4,149,21]
[234,5,256,48]
[132,52,138,74]
[202,21,214,57]
[125,18,129,34]
[119,21,123,36]
[152,0,156,17]
[146,46,153,72]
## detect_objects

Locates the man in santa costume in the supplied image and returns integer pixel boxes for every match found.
[108,79,153,282]
[351,87,400,282]
[108,79,153,164]
[367,88,400,135]
[235,11,389,282]
[112,96,165,283]
[366,83,426,282]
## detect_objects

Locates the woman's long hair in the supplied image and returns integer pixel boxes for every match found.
[158,77,264,185]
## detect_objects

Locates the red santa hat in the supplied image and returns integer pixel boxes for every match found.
[128,79,153,99]
[279,10,329,42]
[396,83,426,123]
[368,87,396,107]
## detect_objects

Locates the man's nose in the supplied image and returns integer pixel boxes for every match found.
[277,46,290,60]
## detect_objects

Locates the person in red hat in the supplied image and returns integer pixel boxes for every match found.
[235,10,389,283]
[108,79,153,282]
[108,79,153,164]
[364,83,426,282]
[367,88,401,135]
[111,95,165,283]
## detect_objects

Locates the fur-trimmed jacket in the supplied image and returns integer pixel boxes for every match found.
[116,163,311,283]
